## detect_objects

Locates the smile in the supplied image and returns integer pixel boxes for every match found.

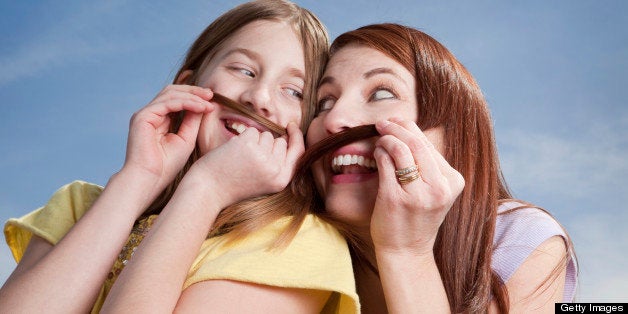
[331,154,378,174]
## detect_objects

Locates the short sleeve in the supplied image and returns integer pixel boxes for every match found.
[4,180,103,262]
[492,202,577,302]
[185,214,359,314]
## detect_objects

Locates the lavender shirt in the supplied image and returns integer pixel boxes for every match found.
[492,202,577,302]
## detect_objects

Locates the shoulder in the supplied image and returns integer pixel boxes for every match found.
[4,180,103,262]
[185,214,359,313]
[187,214,352,285]
[494,201,566,247]
[492,201,577,301]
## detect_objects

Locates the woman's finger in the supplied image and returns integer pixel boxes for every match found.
[374,134,422,187]
[373,146,401,191]
[375,119,442,186]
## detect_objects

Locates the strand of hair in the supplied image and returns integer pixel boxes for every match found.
[212,93,286,137]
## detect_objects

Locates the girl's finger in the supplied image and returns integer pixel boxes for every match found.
[182,85,213,101]
[174,111,206,145]
[161,84,213,101]
[284,122,305,165]
[152,91,213,115]
[258,130,275,151]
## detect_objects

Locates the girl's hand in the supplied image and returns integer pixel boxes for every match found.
[121,84,214,201]
[184,121,304,209]
[370,118,465,256]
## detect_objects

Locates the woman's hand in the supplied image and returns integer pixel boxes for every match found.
[370,118,465,255]
[121,84,214,204]
[183,121,305,209]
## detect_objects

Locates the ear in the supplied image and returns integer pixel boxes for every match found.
[175,70,194,85]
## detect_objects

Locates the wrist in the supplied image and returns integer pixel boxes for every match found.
[375,246,436,265]
[105,169,160,216]
[175,167,231,213]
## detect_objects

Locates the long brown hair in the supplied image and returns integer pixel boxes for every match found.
[295,23,574,312]
[143,0,329,246]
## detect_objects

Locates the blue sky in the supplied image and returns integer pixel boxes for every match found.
[1,0,626,302]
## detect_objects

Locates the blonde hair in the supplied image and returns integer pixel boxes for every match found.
[144,0,329,246]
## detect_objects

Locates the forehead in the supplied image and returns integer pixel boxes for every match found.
[325,45,409,77]
[219,20,303,59]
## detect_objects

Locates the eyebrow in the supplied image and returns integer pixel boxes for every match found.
[224,48,260,62]
[224,48,305,81]
[363,67,401,80]
[318,67,406,89]
[318,76,335,88]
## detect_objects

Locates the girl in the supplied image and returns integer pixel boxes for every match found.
[2,1,358,313]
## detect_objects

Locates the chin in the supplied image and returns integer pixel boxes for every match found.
[323,192,374,229]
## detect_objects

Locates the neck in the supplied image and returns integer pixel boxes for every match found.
[350,233,388,313]
[353,254,387,314]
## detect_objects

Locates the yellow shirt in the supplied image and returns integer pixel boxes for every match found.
[4,181,359,313]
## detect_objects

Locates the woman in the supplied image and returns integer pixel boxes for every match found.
[1,1,358,313]
[302,23,577,313]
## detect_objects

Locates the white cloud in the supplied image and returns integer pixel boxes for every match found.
[498,116,628,202]
[0,1,173,85]
[498,115,628,301]
[568,211,628,302]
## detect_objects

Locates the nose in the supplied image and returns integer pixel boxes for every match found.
[239,81,274,118]
[322,97,364,135]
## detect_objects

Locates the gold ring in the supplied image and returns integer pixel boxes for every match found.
[395,165,418,176]
[397,171,421,185]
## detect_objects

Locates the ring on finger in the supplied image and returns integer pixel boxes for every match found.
[397,171,421,185]
[395,164,418,176]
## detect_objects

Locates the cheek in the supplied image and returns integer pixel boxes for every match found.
[196,109,224,154]
[305,117,325,146]
[285,105,303,126]
[423,127,446,155]
[310,160,326,196]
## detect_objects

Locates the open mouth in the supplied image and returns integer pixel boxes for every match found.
[331,154,378,174]
[224,119,249,135]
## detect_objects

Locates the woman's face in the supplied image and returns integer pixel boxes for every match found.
[307,44,444,228]
[193,20,305,154]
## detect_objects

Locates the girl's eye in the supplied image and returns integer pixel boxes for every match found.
[238,68,255,78]
[285,88,303,100]
[370,89,395,101]
[317,97,336,113]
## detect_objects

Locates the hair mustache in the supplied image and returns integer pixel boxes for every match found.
[211,93,380,193]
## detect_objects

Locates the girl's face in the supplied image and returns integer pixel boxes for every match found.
[194,20,305,154]
[307,45,444,228]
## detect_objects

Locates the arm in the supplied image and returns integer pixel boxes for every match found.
[489,236,568,313]
[175,280,330,314]
[102,123,306,313]
[0,171,159,313]
[370,119,464,313]
[0,85,213,313]
[371,119,570,312]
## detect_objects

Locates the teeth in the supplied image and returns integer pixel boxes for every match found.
[331,154,378,172]
[227,121,248,134]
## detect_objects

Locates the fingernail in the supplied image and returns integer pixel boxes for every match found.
[377,120,391,128]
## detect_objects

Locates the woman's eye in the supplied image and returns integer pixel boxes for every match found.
[285,88,303,100]
[317,97,336,112]
[371,89,395,101]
